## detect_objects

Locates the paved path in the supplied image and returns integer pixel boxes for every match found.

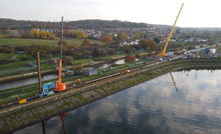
[9,54,19,60]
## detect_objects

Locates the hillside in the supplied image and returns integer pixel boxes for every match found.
[0,18,147,30]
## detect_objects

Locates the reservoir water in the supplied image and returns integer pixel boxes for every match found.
[14,69,221,134]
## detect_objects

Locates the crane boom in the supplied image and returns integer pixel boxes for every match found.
[158,3,184,57]
[54,16,68,92]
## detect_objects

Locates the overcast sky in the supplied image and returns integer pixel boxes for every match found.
[0,0,220,28]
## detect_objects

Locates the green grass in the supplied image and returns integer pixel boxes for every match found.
[72,58,92,64]
[15,53,31,60]
[0,38,105,46]
[0,53,15,60]
[0,57,48,71]
[40,63,55,70]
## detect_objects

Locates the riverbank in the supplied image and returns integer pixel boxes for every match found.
[0,52,150,83]
[1,59,221,133]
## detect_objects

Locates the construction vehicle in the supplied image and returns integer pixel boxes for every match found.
[196,51,200,58]
[54,16,68,92]
[38,82,55,98]
[170,72,178,91]
[157,3,184,58]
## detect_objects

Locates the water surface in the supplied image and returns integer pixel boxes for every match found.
[14,69,221,134]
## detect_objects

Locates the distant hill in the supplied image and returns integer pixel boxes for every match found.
[0,18,147,30]
[1,18,221,32]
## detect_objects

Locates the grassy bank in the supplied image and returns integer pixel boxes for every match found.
[0,38,105,46]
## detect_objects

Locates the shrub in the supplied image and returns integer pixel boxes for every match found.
[73,64,83,74]
[107,48,116,55]
[63,56,73,65]
[124,47,130,54]
[131,48,136,53]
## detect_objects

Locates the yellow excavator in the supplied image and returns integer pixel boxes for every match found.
[158,3,184,58]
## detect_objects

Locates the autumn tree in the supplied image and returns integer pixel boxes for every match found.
[30,29,40,39]
[139,39,158,50]
[101,35,114,44]
[148,40,158,50]
[0,35,4,38]
[125,55,135,63]
[131,32,143,40]
[72,30,77,38]
[83,39,90,47]
[119,32,128,41]
[40,31,47,39]
[73,44,80,49]
[46,32,56,39]
[138,39,148,48]
[76,31,88,39]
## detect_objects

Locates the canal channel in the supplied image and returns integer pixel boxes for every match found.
[0,58,139,90]
[13,69,221,134]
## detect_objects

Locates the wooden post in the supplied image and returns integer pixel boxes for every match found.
[37,52,42,94]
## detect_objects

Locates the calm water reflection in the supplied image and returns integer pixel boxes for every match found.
[14,69,221,134]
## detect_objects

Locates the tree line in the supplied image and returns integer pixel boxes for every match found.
[0,28,88,39]
[0,18,147,31]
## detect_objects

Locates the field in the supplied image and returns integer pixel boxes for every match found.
[0,53,14,60]
[0,38,105,46]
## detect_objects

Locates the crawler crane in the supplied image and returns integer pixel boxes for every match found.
[54,16,68,92]
[158,3,184,58]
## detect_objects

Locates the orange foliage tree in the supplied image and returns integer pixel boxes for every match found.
[30,29,55,39]
[119,32,128,41]
[83,39,90,47]
[125,55,135,63]
[101,35,114,44]
[139,39,158,50]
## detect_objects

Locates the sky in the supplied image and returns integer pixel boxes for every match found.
[0,0,220,28]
